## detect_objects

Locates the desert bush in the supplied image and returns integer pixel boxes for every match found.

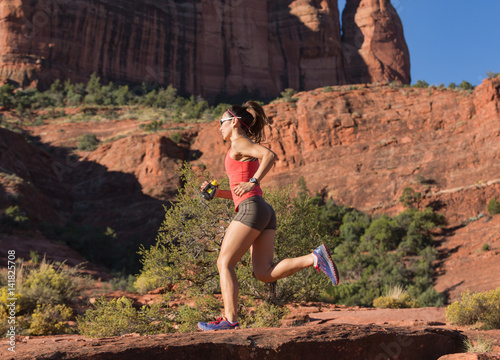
[459,80,474,91]
[141,120,165,132]
[242,302,290,328]
[133,270,165,294]
[373,284,419,309]
[0,84,15,107]
[19,258,90,314]
[77,296,172,337]
[486,71,500,79]
[0,287,22,315]
[278,88,298,102]
[176,293,221,333]
[109,274,137,292]
[446,288,500,329]
[28,304,73,335]
[399,187,421,208]
[464,335,494,353]
[77,134,100,151]
[1,205,29,228]
[137,164,233,296]
[139,166,445,309]
[138,164,329,305]
[170,131,182,143]
[487,198,500,216]
[412,80,429,88]
[324,206,444,307]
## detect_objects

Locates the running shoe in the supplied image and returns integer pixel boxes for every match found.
[197,317,239,331]
[312,244,340,286]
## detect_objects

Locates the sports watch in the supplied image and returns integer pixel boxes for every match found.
[249,177,259,186]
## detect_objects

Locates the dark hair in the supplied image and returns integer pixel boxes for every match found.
[228,101,269,143]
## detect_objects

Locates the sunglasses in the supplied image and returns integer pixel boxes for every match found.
[219,116,241,126]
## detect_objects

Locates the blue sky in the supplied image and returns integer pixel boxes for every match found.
[338,0,500,86]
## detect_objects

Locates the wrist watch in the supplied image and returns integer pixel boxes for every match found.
[249,177,259,186]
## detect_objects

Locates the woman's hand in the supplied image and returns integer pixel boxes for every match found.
[233,182,256,197]
[200,181,210,192]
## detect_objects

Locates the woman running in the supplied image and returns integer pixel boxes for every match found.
[197,101,339,331]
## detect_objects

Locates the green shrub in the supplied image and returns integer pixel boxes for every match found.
[170,131,182,143]
[242,302,289,328]
[399,187,421,208]
[373,284,419,309]
[77,296,172,337]
[110,274,137,292]
[326,206,444,307]
[142,120,165,132]
[487,198,500,215]
[486,71,500,79]
[412,80,429,88]
[138,164,329,305]
[176,293,221,333]
[373,295,418,309]
[272,88,298,103]
[464,335,494,353]
[0,287,22,314]
[446,288,500,329]
[28,304,73,335]
[0,84,15,107]
[133,271,165,295]
[77,134,100,151]
[19,259,89,314]
[459,80,474,91]
[1,205,29,228]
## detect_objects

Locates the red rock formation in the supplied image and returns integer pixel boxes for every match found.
[85,134,185,199]
[0,0,409,99]
[3,323,464,360]
[192,78,500,225]
[342,0,411,84]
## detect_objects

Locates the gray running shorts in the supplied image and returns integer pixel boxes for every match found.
[233,196,277,231]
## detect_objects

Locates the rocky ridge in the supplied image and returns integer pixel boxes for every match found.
[0,0,410,99]
[1,79,500,360]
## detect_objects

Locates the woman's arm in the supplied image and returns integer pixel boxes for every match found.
[216,189,233,200]
[231,138,277,196]
[200,182,233,200]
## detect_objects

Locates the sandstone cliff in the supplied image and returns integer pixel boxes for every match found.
[190,78,500,225]
[0,0,409,99]
[342,0,411,84]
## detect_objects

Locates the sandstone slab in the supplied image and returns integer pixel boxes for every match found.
[2,323,464,360]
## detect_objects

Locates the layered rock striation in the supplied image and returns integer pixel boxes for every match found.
[0,0,409,99]
[192,78,500,224]
[3,323,464,360]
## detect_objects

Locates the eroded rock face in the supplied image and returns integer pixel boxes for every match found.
[85,134,185,199]
[342,0,411,84]
[5,323,464,360]
[192,78,500,225]
[0,0,409,99]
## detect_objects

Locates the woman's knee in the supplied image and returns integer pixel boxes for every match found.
[253,268,273,283]
[217,256,235,272]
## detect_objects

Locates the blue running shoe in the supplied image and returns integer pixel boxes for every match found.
[197,317,239,331]
[312,244,340,286]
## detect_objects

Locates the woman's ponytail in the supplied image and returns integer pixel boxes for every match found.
[227,101,270,143]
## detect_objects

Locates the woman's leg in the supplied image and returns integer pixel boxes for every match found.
[251,229,315,283]
[217,220,261,322]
